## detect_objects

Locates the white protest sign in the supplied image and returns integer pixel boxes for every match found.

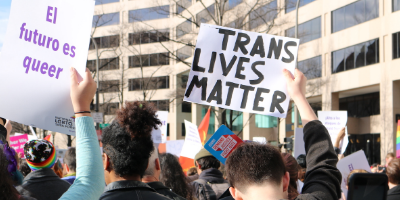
[318,111,348,152]
[337,150,371,199]
[184,24,299,118]
[180,120,202,159]
[92,112,103,123]
[253,137,267,144]
[294,128,306,159]
[0,0,95,135]
[166,140,185,157]
[151,111,168,143]
[29,126,38,139]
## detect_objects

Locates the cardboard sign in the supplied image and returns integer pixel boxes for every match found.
[294,128,306,159]
[151,111,168,143]
[337,150,371,199]
[205,125,244,164]
[318,111,348,153]
[0,0,95,135]
[9,134,29,157]
[184,24,299,118]
[180,120,202,159]
[166,140,185,157]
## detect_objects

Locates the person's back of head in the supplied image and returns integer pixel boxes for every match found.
[187,167,198,176]
[194,148,220,173]
[282,153,299,200]
[0,148,19,200]
[346,169,368,187]
[386,158,400,186]
[386,153,395,166]
[20,159,31,177]
[296,154,306,169]
[143,144,159,177]
[159,153,194,200]
[226,142,288,200]
[101,101,160,184]
[63,147,76,174]
[23,139,57,171]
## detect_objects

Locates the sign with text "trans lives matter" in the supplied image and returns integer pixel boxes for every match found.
[184,24,299,118]
[0,0,95,135]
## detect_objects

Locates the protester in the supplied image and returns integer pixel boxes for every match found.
[187,167,199,183]
[62,147,77,184]
[370,163,380,173]
[159,153,194,200]
[296,154,306,182]
[99,101,171,200]
[224,69,342,200]
[0,147,21,200]
[386,153,395,167]
[334,127,346,156]
[142,147,186,200]
[20,159,32,177]
[16,139,71,199]
[386,158,400,200]
[346,169,368,188]
[192,148,229,200]
[282,153,299,199]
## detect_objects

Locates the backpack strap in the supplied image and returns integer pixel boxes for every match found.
[194,179,217,200]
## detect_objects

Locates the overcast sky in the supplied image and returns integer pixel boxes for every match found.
[0,0,12,52]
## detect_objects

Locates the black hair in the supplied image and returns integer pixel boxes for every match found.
[19,159,31,177]
[296,154,306,169]
[160,153,194,200]
[196,156,220,170]
[0,148,19,200]
[64,148,76,172]
[101,101,160,177]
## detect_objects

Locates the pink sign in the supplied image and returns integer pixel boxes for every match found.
[9,134,29,157]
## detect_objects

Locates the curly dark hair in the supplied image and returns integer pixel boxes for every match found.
[102,101,161,177]
[282,153,299,200]
[160,153,195,200]
[0,148,19,200]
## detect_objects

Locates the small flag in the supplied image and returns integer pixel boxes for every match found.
[396,120,400,158]
[198,108,211,145]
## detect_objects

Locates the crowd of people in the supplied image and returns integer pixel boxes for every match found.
[0,67,398,200]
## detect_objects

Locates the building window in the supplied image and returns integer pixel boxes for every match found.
[223,110,242,132]
[129,6,170,22]
[177,46,192,62]
[196,4,215,24]
[129,29,169,45]
[345,134,380,165]
[332,0,379,33]
[167,123,170,137]
[89,35,120,50]
[202,107,215,134]
[149,100,170,111]
[95,0,119,5]
[176,0,192,14]
[393,31,400,59]
[255,115,277,128]
[285,0,315,13]
[285,16,321,44]
[228,0,243,9]
[129,53,169,68]
[92,12,120,27]
[339,92,380,117]
[332,38,379,74]
[298,56,322,79]
[128,76,170,91]
[87,57,119,71]
[394,0,400,12]
[100,102,119,115]
[176,19,192,38]
[99,80,120,93]
[249,0,277,30]
[181,74,188,89]
[182,123,186,136]
[182,102,192,113]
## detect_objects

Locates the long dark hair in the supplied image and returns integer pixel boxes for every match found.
[0,148,19,200]
[282,153,299,200]
[159,153,194,200]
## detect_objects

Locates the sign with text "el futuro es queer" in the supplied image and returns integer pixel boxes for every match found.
[0,0,95,135]
[184,24,299,118]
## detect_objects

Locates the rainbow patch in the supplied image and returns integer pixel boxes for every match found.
[26,147,57,171]
[397,120,400,158]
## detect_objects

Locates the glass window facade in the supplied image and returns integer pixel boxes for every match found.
[100,102,119,115]
[177,46,192,62]
[95,0,119,5]
[285,17,321,44]
[249,0,277,30]
[332,38,379,73]
[87,57,119,71]
[182,102,192,113]
[92,12,120,27]
[224,110,243,132]
[339,92,380,117]
[128,76,170,91]
[285,0,315,13]
[196,5,215,24]
[394,0,400,12]
[228,0,243,9]
[129,29,169,45]
[99,80,120,93]
[148,100,170,111]
[176,20,192,38]
[255,115,277,128]
[393,31,400,59]
[298,56,322,79]
[332,0,378,33]
[129,6,170,22]
[202,107,215,134]
[176,0,192,14]
[129,53,169,68]
[89,35,120,50]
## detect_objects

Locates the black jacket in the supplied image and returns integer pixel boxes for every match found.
[16,168,70,200]
[191,168,228,199]
[387,185,400,200]
[99,180,173,200]
[147,181,187,200]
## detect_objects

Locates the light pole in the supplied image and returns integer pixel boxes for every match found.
[91,37,100,130]
[293,0,300,143]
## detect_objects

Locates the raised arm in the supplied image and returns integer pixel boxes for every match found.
[59,68,105,200]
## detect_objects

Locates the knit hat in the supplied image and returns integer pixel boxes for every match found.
[194,148,213,165]
[24,139,56,171]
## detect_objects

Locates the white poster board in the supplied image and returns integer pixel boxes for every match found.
[253,137,267,144]
[166,140,185,157]
[294,128,306,159]
[180,120,202,159]
[318,111,348,153]
[92,112,104,123]
[151,111,168,143]
[183,24,299,118]
[0,0,95,135]
[337,150,371,199]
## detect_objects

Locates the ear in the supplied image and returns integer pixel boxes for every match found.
[103,153,111,171]
[282,172,290,192]
[155,158,161,171]
[196,161,201,169]
[229,187,243,200]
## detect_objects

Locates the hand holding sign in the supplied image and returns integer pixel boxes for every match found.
[70,68,96,117]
